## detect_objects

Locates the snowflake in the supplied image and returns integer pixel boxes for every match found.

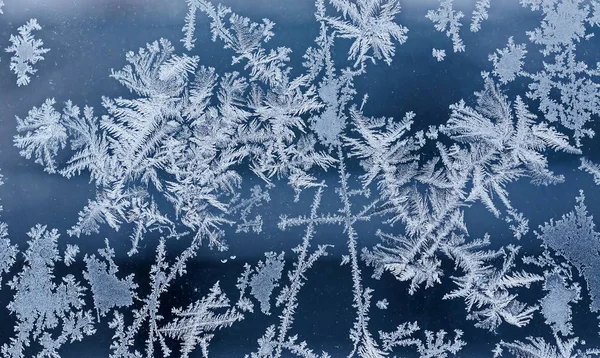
[426,0,465,53]
[579,157,600,185]
[489,37,527,84]
[321,0,409,66]
[14,98,67,174]
[376,299,389,310]
[471,0,491,32]
[5,18,50,86]
[536,191,600,312]
[432,48,446,61]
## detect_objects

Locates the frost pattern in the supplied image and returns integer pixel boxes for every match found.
[14,99,67,174]
[375,299,388,310]
[442,235,543,331]
[3,0,600,356]
[523,45,600,145]
[5,19,50,86]
[380,322,465,358]
[520,0,596,56]
[363,76,579,300]
[518,0,600,144]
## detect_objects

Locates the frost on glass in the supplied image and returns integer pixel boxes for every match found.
[5,18,50,87]
[63,244,79,267]
[442,236,543,331]
[363,76,580,296]
[2,0,600,356]
[375,298,388,310]
[379,322,465,358]
[494,334,600,358]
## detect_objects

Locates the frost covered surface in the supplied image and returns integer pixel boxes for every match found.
[0,0,600,356]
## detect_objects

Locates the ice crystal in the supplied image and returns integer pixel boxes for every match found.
[540,272,581,336]
[489,37,527,84]
[249,251,285,315]
[442,235,543,331]
[426,0,465,53]
[319,0,409,66]
[160,282,244,358]
[5,18,50,86]
[579,157,600,185]
[375,299,388,310]
[14,98,67,174]
[0,172,17,285]
[517,0,600,144]
[432,48,446,62]
[84,240,137,319]
[494,333,600,358]
[2,225,95,358]
[524,45,600,145]
[471,0,491,32]
[536,191,600,312]
[362,76,579,298]
[63,244,79,267]
[380,322,465,358]
[520,0,595,56]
